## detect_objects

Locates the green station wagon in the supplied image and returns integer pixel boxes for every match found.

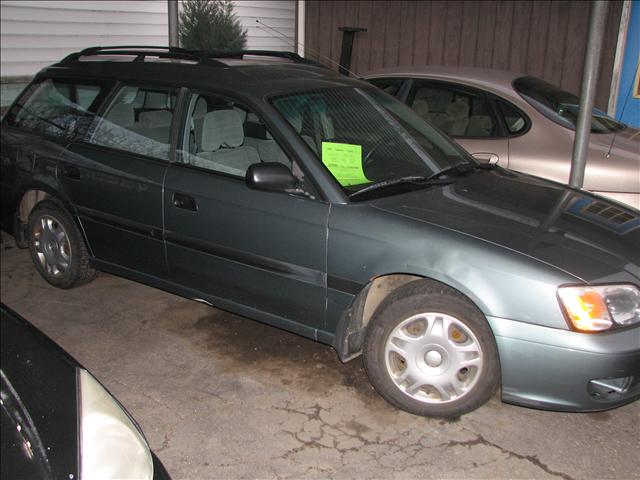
[1,47,638,417]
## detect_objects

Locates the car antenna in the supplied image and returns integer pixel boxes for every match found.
[255,19,363,79]
[606,78,634,158]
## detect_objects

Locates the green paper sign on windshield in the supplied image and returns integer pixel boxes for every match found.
[321,142,369,187]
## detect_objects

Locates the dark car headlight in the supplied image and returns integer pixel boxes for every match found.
[78,369,153,479]
[557,284,640,332]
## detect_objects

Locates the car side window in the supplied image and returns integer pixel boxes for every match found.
[408,81,501,139]
[368,78,404,97]
[4,78,105,139]
[87,85,177,161]
[179,93,297,179]
[496,99,528,135]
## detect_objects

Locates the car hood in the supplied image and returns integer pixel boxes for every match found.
[370,168,640,283]
[1,305,80,480]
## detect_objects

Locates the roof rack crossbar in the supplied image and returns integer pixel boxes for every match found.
[80,45,192,54]
[60,46,227,66]
[60,46,325,68]
[197,49,325,67]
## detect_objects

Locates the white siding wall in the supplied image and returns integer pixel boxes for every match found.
[233,1,296,51]
[0,1,169,78]
[0,0,296,78]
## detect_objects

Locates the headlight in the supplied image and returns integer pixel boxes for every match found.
[78,369,153,480]
[557,284,640,332]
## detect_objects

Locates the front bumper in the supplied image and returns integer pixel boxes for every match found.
[487,316,640,411]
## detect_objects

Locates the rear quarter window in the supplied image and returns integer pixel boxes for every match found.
[4,78,109,139]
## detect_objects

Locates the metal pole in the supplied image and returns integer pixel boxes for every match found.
[168,0,179,48]
[569,1,609,189]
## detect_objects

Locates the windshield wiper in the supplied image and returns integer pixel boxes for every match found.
[348,161,495,200]
[349,175,454,199]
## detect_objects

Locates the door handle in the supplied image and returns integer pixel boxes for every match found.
[471,153,499,164]
[172,193,198,212]
[62,165,81,180]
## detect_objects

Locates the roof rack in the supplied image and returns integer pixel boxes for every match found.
[60,46,326,68]
[202,49,326,67]
[60,46,226,66]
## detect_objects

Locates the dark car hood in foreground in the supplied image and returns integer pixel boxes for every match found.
[1,304,79,480]
[370,167,640,283]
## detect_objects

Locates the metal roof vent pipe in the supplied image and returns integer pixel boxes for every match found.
[338,27,367,76]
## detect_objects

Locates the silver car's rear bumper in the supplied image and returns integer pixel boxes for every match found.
[488,316,640,411]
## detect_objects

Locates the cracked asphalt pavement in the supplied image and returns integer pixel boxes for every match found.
[1,232,638,479]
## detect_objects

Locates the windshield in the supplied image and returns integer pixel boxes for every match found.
[271,87,472,196]
[513,76,625,133]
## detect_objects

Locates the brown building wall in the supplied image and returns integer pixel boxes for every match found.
[304,1,623,110]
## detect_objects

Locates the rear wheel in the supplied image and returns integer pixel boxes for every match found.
[363,280,500,417]
[28,201,96,289]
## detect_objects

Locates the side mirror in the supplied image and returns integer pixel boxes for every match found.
[245,162,298,193]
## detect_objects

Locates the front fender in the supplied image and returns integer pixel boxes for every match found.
[327,203,578,335]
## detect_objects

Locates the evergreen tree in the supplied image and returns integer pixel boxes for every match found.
[179,0,247,51]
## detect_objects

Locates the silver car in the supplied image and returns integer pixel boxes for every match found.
[365,67,640,209]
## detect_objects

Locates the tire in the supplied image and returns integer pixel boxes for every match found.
[28,200,96,289]
[363,279,500,417]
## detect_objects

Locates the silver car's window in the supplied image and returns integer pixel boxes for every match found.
[513,76,625,133]
[409,81,500,138]
[496,99,527,135]
[271,87,470,193]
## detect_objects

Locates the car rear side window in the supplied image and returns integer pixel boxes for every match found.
[87,85,177,161]
[408,81,501,138]
[4,79,106,139]
[496,99,528,135]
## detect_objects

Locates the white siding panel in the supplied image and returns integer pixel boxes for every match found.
[0,20,168,36]
[0,0,168,77]
[0,1,169,13]
[234,1,296,52]
[0,1,296,78]
[1,7,166,24]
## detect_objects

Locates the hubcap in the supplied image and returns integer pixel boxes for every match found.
[32,215,71,278]
[384,312,483,404]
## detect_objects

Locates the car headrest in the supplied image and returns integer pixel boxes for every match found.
[139,110,172,129]
[201,110,244,151]
[145,91,169,109]
[233,106,248,123]
[106,104,135,128]
[413,99,430,119]
[446,101,469,120]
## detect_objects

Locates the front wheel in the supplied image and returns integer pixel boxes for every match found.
[363,280,500,417]
[28,200,96,289]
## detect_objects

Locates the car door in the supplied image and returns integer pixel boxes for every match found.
[61,83,178,279]
[406,80,510,167]
[163,91,329,330]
